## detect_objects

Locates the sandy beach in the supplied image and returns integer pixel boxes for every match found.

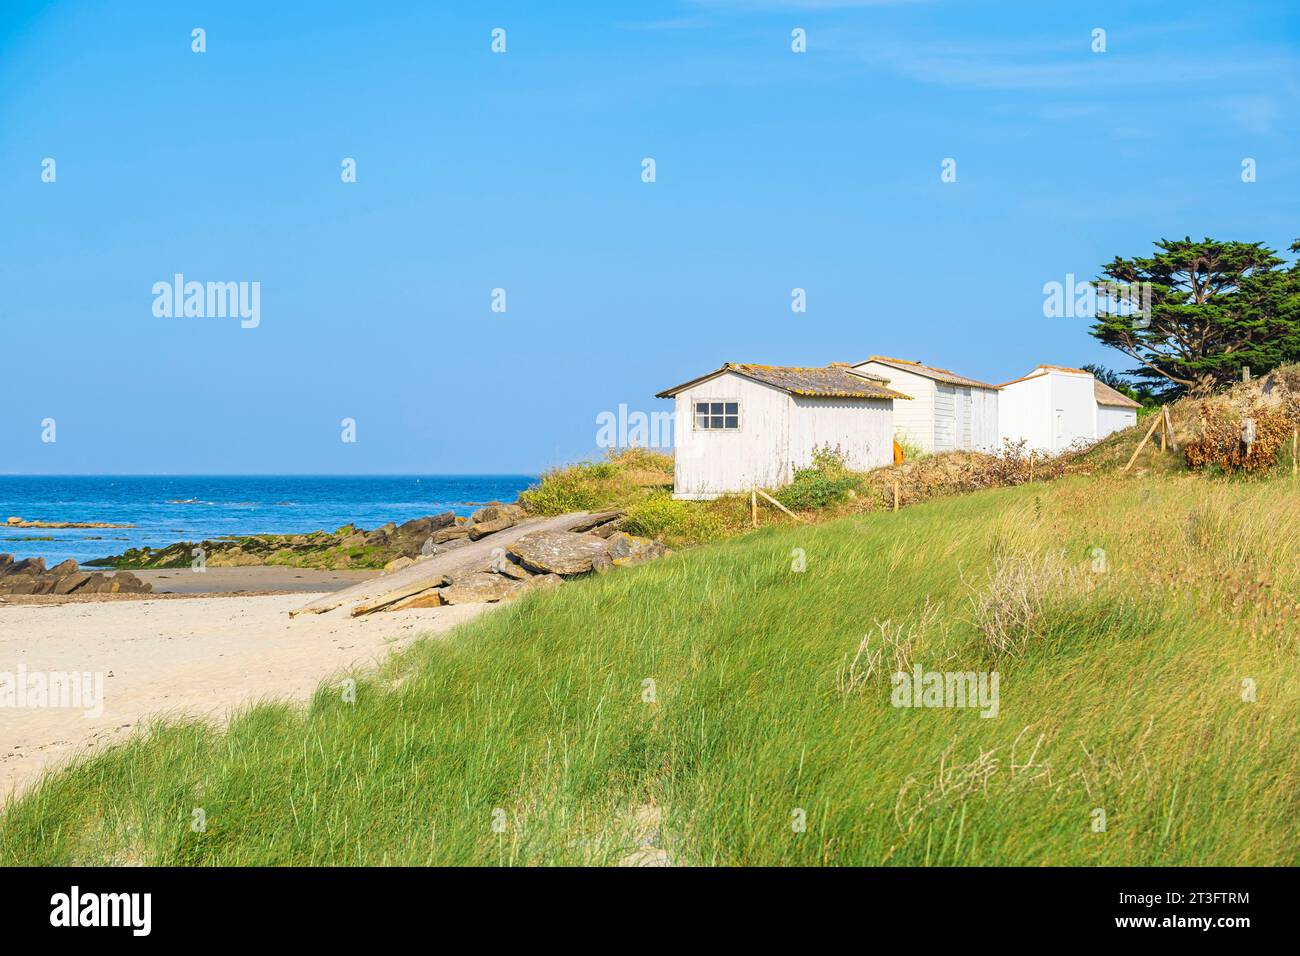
[0,591,491,802]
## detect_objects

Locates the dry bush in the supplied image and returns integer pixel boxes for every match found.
[1183,400,1293,473]
[964,550,1083,657]
[836,600,941,695]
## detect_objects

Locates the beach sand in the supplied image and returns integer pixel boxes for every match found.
[0,592,491,802]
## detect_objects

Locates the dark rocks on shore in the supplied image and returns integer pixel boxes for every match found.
[0,554,151,597]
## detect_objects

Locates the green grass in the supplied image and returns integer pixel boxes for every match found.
[2,473,1296,865]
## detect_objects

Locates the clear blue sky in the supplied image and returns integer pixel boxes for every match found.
[2,0,1296,474]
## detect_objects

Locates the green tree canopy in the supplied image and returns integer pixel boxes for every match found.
[1089,237,1300,396]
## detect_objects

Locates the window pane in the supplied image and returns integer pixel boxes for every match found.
[695,414,709,429]
[710,402,724,415]
[724,402,738,415]
[695,402,709,416]
[725,416,739,429]
[711,416,724,428]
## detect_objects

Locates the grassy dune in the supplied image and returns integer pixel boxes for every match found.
[2,472,1297,865]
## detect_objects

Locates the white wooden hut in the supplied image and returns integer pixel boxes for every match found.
[998,364,1132,452]
[850,356,1000,453]
[655,363,909,500]
[1093,379,1140,437]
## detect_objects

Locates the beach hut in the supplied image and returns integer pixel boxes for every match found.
[1093,379,1141,438]
[850,356,1000,453]
[655,363,910,500]
[997,364,1119,453]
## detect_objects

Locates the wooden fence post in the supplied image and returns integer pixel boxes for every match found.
[1123,410,1166,473]
[751,488,757,528]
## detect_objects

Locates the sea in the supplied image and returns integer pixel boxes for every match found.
[0,475,538,566]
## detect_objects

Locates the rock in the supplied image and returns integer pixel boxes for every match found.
[441,572,527,605]
[384,556,416,574]
[425,525,471,548]
[591,552,614,575]
[48,558,80,578]
[525,572,565,590]
[590,520,626,539]
[608,532,666,566]
[6,517,21,525]
[51,573,91,595]
[494,560,530,581]
[8,557,45,576]
[470,503,527,524]
[507,530,612,576]
[384,589,445,610]
[568,511,624,533]
[0,554,12,575]
[468,515,516,540]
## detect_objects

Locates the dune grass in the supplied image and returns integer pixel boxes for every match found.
[2,472,1297,865]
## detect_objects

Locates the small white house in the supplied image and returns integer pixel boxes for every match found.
[656,363,909,500]
[997,364,1138,452]
[1093,379,1141,438]
[851,356,1000,453]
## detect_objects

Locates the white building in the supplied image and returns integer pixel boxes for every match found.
[656,363,909,500]
[851,356,1001,453]
[1093,379,1141,438]
[997,364,1139,453]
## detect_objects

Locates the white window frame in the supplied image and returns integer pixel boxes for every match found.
[692,398,741,431]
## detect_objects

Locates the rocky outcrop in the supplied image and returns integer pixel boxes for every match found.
[316,510,672,614]
[6,516,133,529]
[0,554,151,596]
[89,512,462,571]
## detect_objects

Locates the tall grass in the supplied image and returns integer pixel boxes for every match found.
[2,474,1296,865]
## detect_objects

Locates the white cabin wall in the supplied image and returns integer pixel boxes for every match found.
[857,362,934,450]
[1051,373,1097,451]
[970,387,999,452]
[672,373,789,499]
[788,396,894,470]
[933,384,956,451]
[1096,404,1137,439]
[998,374,1053,452]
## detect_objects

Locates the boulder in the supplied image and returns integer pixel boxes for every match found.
[0,554,12,575]
[51,572,91,595]
[48,559,80,578]
[470,503,526,525]
[384,556,416,574]
[507,531,612,576]
[425,525,471,547]
[591,552,614,575]
[9,557,45,576]
[568,511,624,533]
[384,588,445,611]
[608,532,667,566]
[468,515,516,540]
[494,560,530,581]
[441,572,527,605]
[525,572,565,590]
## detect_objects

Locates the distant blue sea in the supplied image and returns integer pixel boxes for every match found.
[0,476,538,566]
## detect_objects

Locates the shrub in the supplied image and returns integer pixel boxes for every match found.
[622,492,727,545]
[1183,401,1293,474]
[776,445,862,512]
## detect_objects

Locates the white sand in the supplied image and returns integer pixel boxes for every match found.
[0,594,491,803]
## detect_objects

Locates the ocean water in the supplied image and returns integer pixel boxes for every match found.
[0,475,538,566]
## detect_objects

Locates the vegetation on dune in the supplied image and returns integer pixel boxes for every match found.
[2,472,1296,865]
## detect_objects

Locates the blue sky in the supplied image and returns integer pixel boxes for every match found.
[1,0,1296,474]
